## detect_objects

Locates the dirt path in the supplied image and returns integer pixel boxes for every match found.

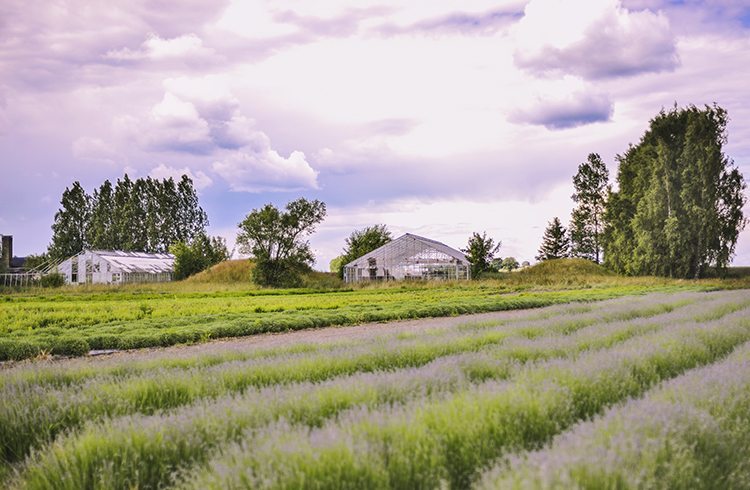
[74,306,552,365]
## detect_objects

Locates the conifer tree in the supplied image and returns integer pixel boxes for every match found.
[536,217,569,261]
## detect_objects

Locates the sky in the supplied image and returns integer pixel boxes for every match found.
[1,0,750,269]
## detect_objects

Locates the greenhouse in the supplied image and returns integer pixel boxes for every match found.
[57,250,175,285]
[343,233,470,283]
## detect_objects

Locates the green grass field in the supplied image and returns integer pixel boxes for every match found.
[1,259,743,361]
[2,287,750,489]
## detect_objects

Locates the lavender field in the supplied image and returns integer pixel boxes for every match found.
[2,289,750,489]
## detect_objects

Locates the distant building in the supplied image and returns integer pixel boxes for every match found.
[343,233,470,283]
[57,250,175,285]
[0,234,28,272]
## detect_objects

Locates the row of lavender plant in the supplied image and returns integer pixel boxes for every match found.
[9,294,735,489]
[176,307,750,489]
[2,292,716,469]
[0,292,693,391]
[477,340,750,489]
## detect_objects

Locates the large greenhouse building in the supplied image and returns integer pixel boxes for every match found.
[343,233,470,283]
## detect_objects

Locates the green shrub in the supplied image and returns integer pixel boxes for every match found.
[0,339,41,361]
[40,273,65,288]
[51,338,90,357]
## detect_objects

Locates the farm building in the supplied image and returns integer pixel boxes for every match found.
[343,233,470,283]
[57,250,175,285]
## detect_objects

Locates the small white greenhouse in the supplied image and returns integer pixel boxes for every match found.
[57,250,175,285]
[343,233,470,283]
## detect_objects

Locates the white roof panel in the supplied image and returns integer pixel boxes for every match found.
[91,250,175,274]
[344,233,468,268]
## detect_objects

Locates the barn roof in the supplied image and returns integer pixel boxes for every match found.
[343,233,468,268]
[88,250,175,274]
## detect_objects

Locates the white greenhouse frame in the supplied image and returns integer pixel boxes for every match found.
[343,233,470,283]
[57,250,175,285]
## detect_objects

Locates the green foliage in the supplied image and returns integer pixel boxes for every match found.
[187,260,255,283]
[0,274,712,361]
[338,225,392,279]
[23,253,49,271]
[0,339,41,361]
[603,104,747,278]
[40,273,65,288]
[536,217,569,261]
[51,337,90,357]
[569,153,609,263]
[237,198,326,287]
[462,231,501,278]
[329,255,344,274]
[171,235,230,280]
[48,174,209,260]
[48,182,91,261]
[501,257,520,272]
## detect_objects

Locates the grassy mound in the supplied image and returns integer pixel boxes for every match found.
[187,260,255,283]
[520,258,611,277]
[506,258,613,286]
[187,260,343,288]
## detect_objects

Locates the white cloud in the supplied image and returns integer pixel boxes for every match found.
[212,132,319,192]
[71,136,118,164]
[142,92,214,152]
[513,0,678,79]
[149,163,213,190]
[105,33,215,61]
[214,0,299,38]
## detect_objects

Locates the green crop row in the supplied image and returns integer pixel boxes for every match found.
[1,291,703,390]
[10,295,723,490]
[479,342,750,489]
[1,293,707,469]
[0,284,706,361]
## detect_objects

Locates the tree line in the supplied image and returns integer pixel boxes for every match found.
[536,104,747,278]
[48,174,217,263]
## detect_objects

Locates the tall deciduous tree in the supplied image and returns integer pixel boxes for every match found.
[603,104,747,278]
[177,175,208,244]
[237,198,326,287]
[462,231,501,279]
[49,174,209,258]
[536,217,569,261]
[49,182,91,260]
[87,180,115,250]
[338,224,392,279]
[569,153,609,263]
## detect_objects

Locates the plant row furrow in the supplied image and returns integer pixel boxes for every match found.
[0,293,725,469]
[178,308,750,489]
[1,291,697,390]
[477,340,750,489]
[10,301,690,490]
